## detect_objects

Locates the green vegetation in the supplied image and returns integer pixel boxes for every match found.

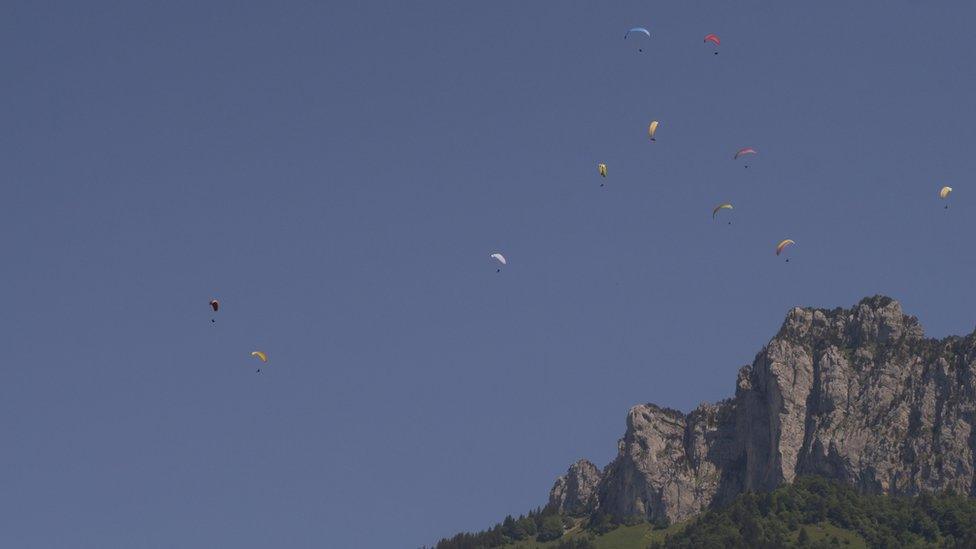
[433,507,572,549]
[434,477,976,549]
[433,512,682,549]
[654,477,976,548]
[503,522,684,549]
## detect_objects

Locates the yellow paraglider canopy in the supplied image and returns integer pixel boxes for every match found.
[251,351,268,363]
[776,239,795,256]
[598,163,607,177]
[712,203,733,219]
[940,186,953,199]
[648,121,659,141]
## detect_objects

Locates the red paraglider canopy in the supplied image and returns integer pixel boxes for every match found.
[734,147,757,160]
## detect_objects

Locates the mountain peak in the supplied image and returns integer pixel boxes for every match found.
[546,459,601,516]
[774,295,923,349]
[546,296,975,525]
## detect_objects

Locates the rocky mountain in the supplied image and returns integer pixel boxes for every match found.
[546,296,976,524]
[547,459,602,516]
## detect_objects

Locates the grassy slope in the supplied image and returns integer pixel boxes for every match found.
[791,522,867,548]
[502,519,871,549]
[503,521,685,549]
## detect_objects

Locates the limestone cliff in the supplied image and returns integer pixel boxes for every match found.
[552,296,976,524]
[547,459,601,515]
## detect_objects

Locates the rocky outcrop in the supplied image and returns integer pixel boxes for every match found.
[547,459,601,516]
[548,296,976,524]
[593,402,735,523]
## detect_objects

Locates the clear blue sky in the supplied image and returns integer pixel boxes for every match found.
[3,1,974,547]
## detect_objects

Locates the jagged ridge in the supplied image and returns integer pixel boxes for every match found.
[547,296,976,524]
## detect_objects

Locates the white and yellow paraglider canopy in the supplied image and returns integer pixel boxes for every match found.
[712,203,733,219]
[776,239,795,256]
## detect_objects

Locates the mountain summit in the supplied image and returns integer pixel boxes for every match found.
[547,296,976,524]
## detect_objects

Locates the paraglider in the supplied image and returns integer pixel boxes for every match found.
[490,252,507,273]
[776,239,795,262]
[734,147,757,160]
[625,27,651,39]
[598,163,607,186]
[648,121,659,141]
[712,203,733,224]
[940,186,953,209]
[734,147,757,168]
[625,27,650,52]
[251,350,267,373]
[209,299,219,323]
[704,33,720,54]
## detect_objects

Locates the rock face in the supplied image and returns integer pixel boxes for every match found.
[550,296,976,525]
[547,459,601,515]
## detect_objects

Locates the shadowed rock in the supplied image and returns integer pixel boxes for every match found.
[547,459,602,516]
